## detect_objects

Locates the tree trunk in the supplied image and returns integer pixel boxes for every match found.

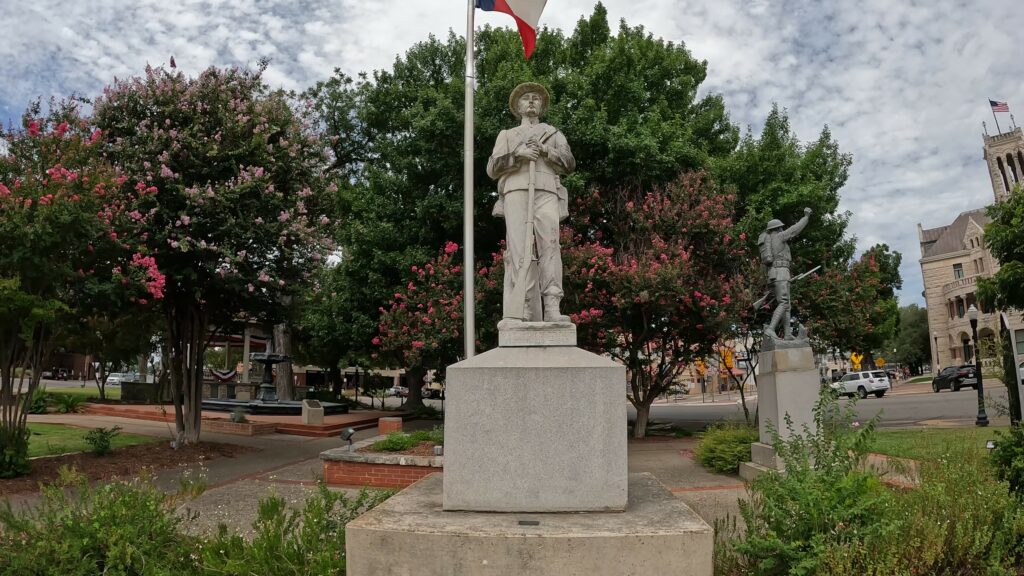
[403,366,426,410]
[273,321,294,401]
[328,365,343,400]
[168,304,207,446]
[632,399,652,439]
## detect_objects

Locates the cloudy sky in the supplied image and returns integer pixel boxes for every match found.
[1,0,1021,305]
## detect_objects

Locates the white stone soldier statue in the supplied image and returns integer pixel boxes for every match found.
[488,82,576,323]
[758,208,812,339]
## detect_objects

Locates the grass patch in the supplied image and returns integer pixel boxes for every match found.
[370,428,444,452]
[51,386,123,400]
[27,423,159,458]
[870,426,1008,461]
[904,375,931,384]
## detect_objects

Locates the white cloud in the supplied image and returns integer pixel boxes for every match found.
[1,0,1021,306]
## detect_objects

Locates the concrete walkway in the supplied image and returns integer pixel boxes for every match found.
[12,413,744,534]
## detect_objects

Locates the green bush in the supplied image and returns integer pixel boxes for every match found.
[991,424,1024,497]
[370,427,444,452]
[52,393,84,414]
[0,424,30,478]
[83,425,121,456]
[695,423,758,474]
[198,484,393,575]
[0,467,198,575]
[28,386,50,414]
[716,394,1024,576]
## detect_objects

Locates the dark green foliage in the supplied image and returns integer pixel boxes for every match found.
[52,393,84,414]
[83,426,121,456]
[303,3,738,370]
[1001,328,1022,424]
[991,424,1024,497]
[888,304,931,375]
[198,484,394,575]
[0,468,196,575]
[979,185,1024,312]
[370,427,444,452]
[0,468,394,575]
[28,386,50,414]
[695,424,758,474]
[0,424,30,478]
[716,395,1024,575]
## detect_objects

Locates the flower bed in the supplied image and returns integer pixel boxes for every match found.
[321,436,442,489]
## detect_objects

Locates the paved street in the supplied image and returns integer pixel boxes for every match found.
[644,383,1012,430]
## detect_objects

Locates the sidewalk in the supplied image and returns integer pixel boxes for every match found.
[12,413,746,534]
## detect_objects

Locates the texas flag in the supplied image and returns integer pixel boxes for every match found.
[476,0,548,59]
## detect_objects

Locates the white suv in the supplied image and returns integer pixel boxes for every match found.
[830,370,890,399]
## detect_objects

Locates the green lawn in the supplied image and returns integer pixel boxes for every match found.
[27,423,159,458]
[871,426,1007,461]
[44,385,122,401]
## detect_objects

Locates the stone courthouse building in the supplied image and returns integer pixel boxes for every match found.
[918,126,1024,373]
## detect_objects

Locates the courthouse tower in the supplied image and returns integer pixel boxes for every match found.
[984,126,1024,202]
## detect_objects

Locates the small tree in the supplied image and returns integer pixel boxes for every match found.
[93,64,332,444]
[0,102,156,476]
[374,242,501,410]
[564,172,749,438]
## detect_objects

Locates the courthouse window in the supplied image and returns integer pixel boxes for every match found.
[953,264,964,280]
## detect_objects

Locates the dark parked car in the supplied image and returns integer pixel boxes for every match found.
[931,365,978,392]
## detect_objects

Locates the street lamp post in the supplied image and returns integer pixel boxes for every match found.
[967,305,989,427]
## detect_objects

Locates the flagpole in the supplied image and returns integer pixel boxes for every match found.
[464,0,476,358]
[992,105,1003,135]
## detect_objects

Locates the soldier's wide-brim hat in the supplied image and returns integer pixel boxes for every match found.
[766,219,784,230]
[509,82,550,118]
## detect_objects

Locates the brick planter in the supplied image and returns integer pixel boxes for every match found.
[203,419,278,436]
[321,436,442,489]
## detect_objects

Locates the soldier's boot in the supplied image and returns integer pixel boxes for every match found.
[543,295,570,323]
[767,305,785,339]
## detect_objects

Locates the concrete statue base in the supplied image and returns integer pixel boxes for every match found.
[345,473,713,576]
[739,340,818,481]
[443,341,626,512]
[497,318,576,347]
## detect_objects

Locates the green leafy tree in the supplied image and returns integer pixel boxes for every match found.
[93,64,332,444]
[0,102,155,476]
[65,313,155,399]
[796,245,902,358]
[564,173,750,438]
[307,3,738,369]
[887,304,930,375]
[978,184,1024,422]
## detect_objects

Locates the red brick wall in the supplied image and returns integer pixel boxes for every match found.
[378,417,403,435]
[203,419,278,436]
[323,460,436,489]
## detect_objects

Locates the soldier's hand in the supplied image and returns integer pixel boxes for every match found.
[804,207,812,216]
[516,145,540,161]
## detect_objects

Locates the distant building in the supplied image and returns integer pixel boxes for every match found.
[918,127,1024,373]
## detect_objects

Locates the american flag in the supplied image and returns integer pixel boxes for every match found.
[990,99,1010,113]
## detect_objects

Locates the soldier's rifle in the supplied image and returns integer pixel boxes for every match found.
[752,265,822,310]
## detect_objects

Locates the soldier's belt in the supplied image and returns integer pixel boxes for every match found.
[772,261,790,268]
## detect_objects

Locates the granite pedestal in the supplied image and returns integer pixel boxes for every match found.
[345,473,713,576]
[739,340,819,481]
[443,334,627,512]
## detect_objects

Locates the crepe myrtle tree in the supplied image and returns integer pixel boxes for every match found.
[0,101,160,477]
[374,241,502,409]
[93,63,333,444]
[563,172,750,438]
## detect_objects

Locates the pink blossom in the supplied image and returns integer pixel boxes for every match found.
[411,341,425,349]
[55,122,69,136]
[247,284,255,293]
[258,272,271,282]
[27,120,39,136]
[320,215,330,225]
[0,184,11,196]
[138,298,148,305]
[181,215,191,225]
[444,241,459,255]
[372,336,382,345]
[277,211,290,222]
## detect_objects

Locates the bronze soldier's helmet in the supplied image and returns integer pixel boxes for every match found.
[766,219,784,231]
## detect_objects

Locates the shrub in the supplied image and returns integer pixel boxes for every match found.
[84,425,121,456]
[0,467,199,575]
[991,424,1024,497]
[695,423,758,474]
[28,386,50,414]
[198,484,394,575]
[716,395,893,575]
[370,427,444,452]
[0,424,30,478]
[229,407,249,423]
[716,394,1024,575]
[52,393,84,414]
